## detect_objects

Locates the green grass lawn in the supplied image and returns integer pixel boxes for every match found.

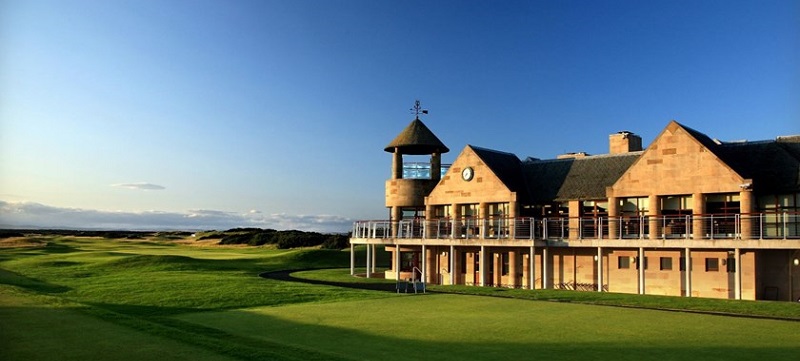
[2,237,800,361]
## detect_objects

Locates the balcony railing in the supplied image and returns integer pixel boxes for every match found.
[351,213,800,241]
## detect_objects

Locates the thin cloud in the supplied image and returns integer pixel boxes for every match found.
[0,201,353,233]
[112,182,166,191]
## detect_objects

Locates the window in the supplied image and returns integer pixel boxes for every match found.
[679,257,687,271]
[726,257,736,273]
[618,256,631,269]
[460,252,468,274]
[660,257,672,271]
[705,258,719,272]
[501,252,509,275]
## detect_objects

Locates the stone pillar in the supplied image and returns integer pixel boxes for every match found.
[479,202,489,238]
[425,203,433,239]
[648,195,660,240]
[569,200,581,239]
[509,199,518,239]
[392,148,402,180]
[391,206,402,238]
[431,152,441,180]
[371,245,376,274]
[394,245,400,281]
[608,196,619,239]
[522,253,529,289]
[740,189,755,239]
[451,203,460,239]
[509,250,518,288]
[453,247,461,285]
[692,192,705,240]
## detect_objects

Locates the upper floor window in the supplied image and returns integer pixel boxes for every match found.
[662,195,693,216]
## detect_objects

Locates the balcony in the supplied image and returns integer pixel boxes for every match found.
[351,213,800,241]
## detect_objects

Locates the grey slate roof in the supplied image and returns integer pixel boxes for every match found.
[384,118,449,155]
[678,121,800,194]
[521,153,641,203]
[469,146,528,200]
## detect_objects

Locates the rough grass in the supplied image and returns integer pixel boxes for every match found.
[2,237,799,361]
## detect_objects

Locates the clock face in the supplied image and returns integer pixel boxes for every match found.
[462,167,474,181]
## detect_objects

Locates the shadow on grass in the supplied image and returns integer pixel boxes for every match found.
[0,268,71,294]
[172,308,800,361]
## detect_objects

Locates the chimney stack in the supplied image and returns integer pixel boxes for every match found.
[609,131,642,154]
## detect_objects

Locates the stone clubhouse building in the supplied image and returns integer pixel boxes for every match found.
[349,114,800,301]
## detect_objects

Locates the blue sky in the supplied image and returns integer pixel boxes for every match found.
[1,0,798,231]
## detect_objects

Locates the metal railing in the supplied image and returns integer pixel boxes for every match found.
[352,212,800,241]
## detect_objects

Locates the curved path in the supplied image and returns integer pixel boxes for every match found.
[259,269,399,292]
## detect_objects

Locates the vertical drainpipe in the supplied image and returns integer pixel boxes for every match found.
[422,244,427,284]
[543,247,548,289]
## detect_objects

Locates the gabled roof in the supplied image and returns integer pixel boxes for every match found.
[714,139,800,194]
[384,118,449,155]
[469,146,528,199]
[676,121,800,194]
[522,153,641,202]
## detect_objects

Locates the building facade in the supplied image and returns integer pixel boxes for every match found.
[350,117,800,301]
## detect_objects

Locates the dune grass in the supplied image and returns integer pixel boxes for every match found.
[2,237,800,361]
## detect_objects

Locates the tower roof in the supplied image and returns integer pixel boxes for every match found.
[384,118,449,154]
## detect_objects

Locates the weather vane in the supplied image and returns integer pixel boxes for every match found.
[410,100,428,119]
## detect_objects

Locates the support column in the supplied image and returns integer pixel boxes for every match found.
[449,245,455,285]
[371,244,376,274]
[608,196,618,239]
[568,200,581,239]
[740,189,754,239]
[394,245,400,281]
[366,243,372,278]
[350,243,355,276]
[509,249,518,288]
[692,192,705,240]
[453,247,460,285]
[734,248,741,300]
[480,245,486,287]
[391,206,402,238]
[638,247,645,294]
[431,152,441,180]
[422,245,427,284]
[392,148,402,179]
[479,202,489,238]
[530,246,535,290]
[451,203,460,239]
[509,198,518,239]
[648,195,660,240]
[493,251,502,287]
[685,248,692,297]
[543,247,549,289]
[597,247,603,292]
[425,203,434,239]
[425,246,435,283]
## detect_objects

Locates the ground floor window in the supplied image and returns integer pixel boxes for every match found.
[705,258,719,272]
[618,256,630,269]
[660,257,672,271]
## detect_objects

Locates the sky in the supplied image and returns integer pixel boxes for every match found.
[1,0,798,232]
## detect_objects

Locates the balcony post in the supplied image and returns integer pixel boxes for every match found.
[648,195,660,240]
[608,196,618,239]
[739,189,754,239]
[692,192,704,240]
